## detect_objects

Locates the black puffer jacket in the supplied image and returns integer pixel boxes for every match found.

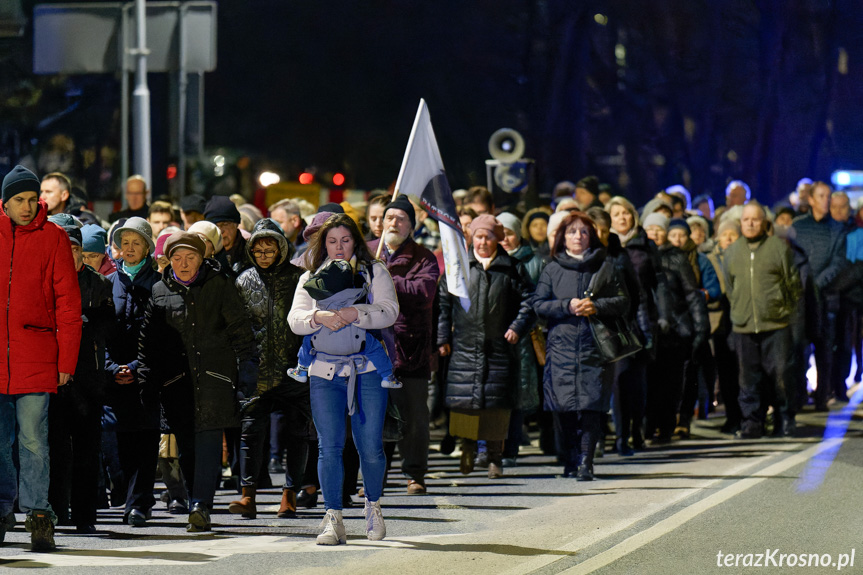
[438,250,534,410]
[657,243,709,350]
[138,259,257,432]
[533,248,629,412]
[236,219,304,395]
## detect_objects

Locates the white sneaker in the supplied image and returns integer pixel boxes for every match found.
[287,367,308,383]
[364,499,386,541]
[316,509,346,545]
[380,377,402,389]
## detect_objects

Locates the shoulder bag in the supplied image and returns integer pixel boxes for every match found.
[585,261,643,363]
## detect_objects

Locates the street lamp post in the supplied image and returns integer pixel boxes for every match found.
[132,0,152,200]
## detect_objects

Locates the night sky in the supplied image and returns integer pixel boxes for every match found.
[7,0,863,207]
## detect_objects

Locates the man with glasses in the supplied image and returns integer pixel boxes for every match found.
[81,223,117,276]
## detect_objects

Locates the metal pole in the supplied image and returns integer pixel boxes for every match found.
[197,72,204,161]
[177,3,188,198]
[132,0,152,197]
[120,5,130,205]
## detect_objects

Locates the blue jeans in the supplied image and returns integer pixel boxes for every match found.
[310,371,387,510]
[0,393,55,521]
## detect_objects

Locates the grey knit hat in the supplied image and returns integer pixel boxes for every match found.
[642,212,669,231]
[496,212,522,237]
[112,216,155,254]
[642,197,673,218]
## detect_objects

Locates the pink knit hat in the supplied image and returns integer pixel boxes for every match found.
[468,214,505,241]
[154,233,171,259]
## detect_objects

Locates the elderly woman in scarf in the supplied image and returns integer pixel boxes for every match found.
[438,215,534,479]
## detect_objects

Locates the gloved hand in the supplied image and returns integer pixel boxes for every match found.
[238,359,259,397]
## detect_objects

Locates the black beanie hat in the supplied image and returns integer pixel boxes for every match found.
[318,202,344,214]
[204,195,241,224]
[2,165,41,204]
[384,195,416,230]
[576,175,600,198]
[181,194,207,214]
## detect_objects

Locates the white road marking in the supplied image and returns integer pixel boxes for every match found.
[501,444,793,575]
[0,533,467,567]
[559,439,842,575]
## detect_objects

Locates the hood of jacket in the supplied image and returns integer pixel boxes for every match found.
[246,217,293,268]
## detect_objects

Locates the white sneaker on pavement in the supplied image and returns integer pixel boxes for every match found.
[316,509,346,545]
[364,499,386,541]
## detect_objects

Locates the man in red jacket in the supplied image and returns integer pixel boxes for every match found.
[368,195,440,495]
[0,165,82,551]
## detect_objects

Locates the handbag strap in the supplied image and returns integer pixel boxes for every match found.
[586,259,609,298]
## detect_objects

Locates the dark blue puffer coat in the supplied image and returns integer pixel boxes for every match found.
[532,248,628,412]
[104,259,161,431]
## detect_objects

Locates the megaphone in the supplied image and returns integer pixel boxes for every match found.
[488,128,525,163]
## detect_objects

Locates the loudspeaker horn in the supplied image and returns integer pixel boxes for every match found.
[488,128,525,163]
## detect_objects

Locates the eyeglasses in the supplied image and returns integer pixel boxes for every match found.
[251,250,277,258]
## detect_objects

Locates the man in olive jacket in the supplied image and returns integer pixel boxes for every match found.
[724,202,802,438]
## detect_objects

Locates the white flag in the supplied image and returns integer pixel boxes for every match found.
[395,99,471,310]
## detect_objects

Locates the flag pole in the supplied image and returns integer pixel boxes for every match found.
[376,98,426,259]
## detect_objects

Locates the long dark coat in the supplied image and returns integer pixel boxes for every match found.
[105,259,162,431]
[138,259,256,433]
[532,248,628,413]
[438,250,534,411]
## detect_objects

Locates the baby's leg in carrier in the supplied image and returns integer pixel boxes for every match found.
[364,333,400,388]
[288,336,315,383]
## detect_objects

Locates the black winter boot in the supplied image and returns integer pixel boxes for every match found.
[575,453,594,482]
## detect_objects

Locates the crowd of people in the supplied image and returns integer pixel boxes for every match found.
[0,165,856,551]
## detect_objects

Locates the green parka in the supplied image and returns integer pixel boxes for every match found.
[723,234,801,334]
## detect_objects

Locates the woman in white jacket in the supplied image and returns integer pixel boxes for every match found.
[288,213,398,546]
